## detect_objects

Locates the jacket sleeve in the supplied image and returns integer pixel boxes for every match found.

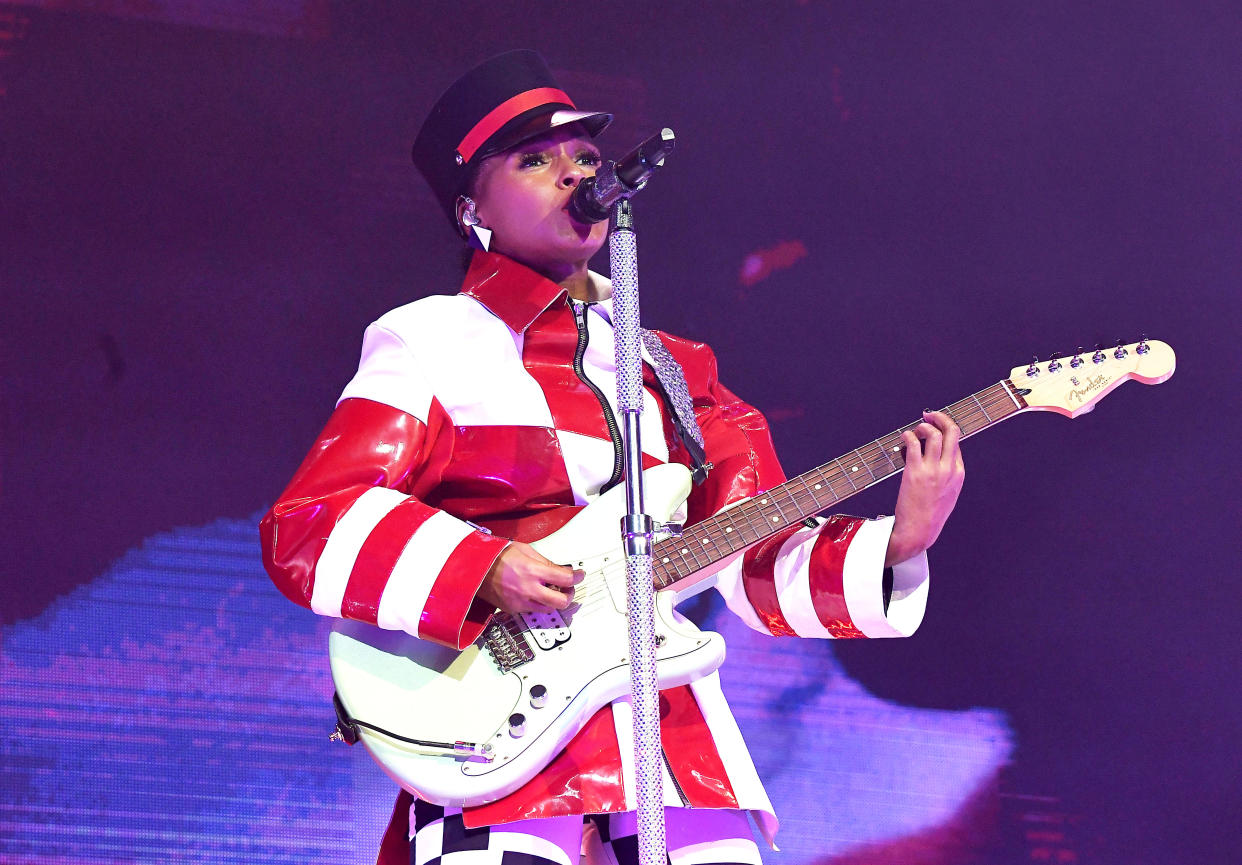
[668,335,929,639]
[259,323,511,650]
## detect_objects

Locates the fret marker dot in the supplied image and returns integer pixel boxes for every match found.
[814,484,821,490]
[662,557,670,563]
[893,446,900,452]
[725,527,733,532]
[851,466,859,472]
[702,539,709,544]
[760,498,768,504]
[772,517,780,523]
[681,549,688,554]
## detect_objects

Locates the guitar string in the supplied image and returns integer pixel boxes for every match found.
[556,387,1021,611]
[508,387,1022,632]
[644,388,1018,586]
[573,389,1013,600]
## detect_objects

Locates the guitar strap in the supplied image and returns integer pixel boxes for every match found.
[640,329,711,485]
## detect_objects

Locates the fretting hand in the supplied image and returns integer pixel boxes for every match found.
[885,410,965,567]
[477,541,582,614]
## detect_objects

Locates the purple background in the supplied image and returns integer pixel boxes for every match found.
[2,2,1239,863]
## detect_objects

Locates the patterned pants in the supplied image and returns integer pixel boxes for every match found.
[410,802,763,865]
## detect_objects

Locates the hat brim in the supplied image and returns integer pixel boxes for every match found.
[478,108,613,161]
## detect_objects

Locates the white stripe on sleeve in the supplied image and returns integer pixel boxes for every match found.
[711,559,770,635]
[770,524,843,639]
[312,487,408,617]
[842,516,929,637]
[375,510,475,633]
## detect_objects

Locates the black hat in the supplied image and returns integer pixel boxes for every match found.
[412,50,612,228]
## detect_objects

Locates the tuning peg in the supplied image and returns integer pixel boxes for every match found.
[1113,338,1129,360]
[1048,352,1063,372]
[1136,333,1150,355]
[1070,347,1085,368]
[1092,344,1106,364]
[1025,356,1040,377]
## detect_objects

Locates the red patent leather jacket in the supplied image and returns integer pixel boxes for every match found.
[260,251,928,861]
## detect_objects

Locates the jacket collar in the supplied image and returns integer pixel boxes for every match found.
[460,250,569,334]
[460,250,612,333]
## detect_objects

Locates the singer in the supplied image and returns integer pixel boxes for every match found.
[260,50,964,865]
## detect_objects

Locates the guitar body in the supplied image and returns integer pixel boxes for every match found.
[328,462,727,807]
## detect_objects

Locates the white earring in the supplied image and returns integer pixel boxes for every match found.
[457,196,492,252]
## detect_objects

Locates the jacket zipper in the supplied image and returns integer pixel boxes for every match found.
[570,299,625,492]
[571,299,685,805]
[661,746,690,807]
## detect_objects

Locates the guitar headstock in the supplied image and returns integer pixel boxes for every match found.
[1008,338,1176,418]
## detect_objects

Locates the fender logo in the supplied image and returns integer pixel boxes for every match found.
[1067,373,1110,405]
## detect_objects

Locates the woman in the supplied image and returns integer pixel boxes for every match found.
[261,50,964,865]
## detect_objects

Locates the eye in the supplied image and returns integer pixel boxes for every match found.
[577,151,602,166]
[517,153,547,169]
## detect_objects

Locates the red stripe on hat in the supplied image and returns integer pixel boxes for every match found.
[456,87,575,163]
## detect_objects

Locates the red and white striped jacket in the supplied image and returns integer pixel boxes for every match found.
[260,250,929,855]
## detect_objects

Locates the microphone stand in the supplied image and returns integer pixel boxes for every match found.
[610,196,665,865]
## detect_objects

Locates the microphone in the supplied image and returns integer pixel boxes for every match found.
[569,128,675,224]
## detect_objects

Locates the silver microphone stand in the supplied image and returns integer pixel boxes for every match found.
[610,196,665,865]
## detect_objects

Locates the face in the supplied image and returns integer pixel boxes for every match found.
[467,125,609,279]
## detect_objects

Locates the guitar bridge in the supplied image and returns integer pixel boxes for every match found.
[483,614,534,672]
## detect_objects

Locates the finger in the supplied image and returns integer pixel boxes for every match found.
[918,421,944,464]
[537,583,572,610]
[922,410,955,432]
[933,412,961,469]
[536,564,577,589]
[901,429,922,468]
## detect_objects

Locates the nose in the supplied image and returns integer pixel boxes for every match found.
[559,156,589,188]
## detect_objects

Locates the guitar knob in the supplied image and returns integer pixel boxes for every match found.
[529,684,548,709]
[1025,357,1039,377]
[1092,344,1106,364]
[1070,347,1084,369]
[1113,339,1129,360]
[1136,333,1150,355]
[1048,352,1063,373]
[508,713,526,738]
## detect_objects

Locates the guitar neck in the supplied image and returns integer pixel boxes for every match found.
[651,378,1029,590]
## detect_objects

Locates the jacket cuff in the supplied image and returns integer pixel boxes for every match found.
[832,515,928,638]
[310,487,508,649]
[417,529,510,649]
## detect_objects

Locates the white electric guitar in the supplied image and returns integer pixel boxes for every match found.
[328,338,1175,807]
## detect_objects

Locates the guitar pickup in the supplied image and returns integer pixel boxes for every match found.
[519,610,571,649]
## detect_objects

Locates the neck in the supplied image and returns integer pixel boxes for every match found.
[539,258,606,302]
[561,268,607,302]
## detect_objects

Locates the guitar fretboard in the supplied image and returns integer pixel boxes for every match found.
[651,379,1028,589]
